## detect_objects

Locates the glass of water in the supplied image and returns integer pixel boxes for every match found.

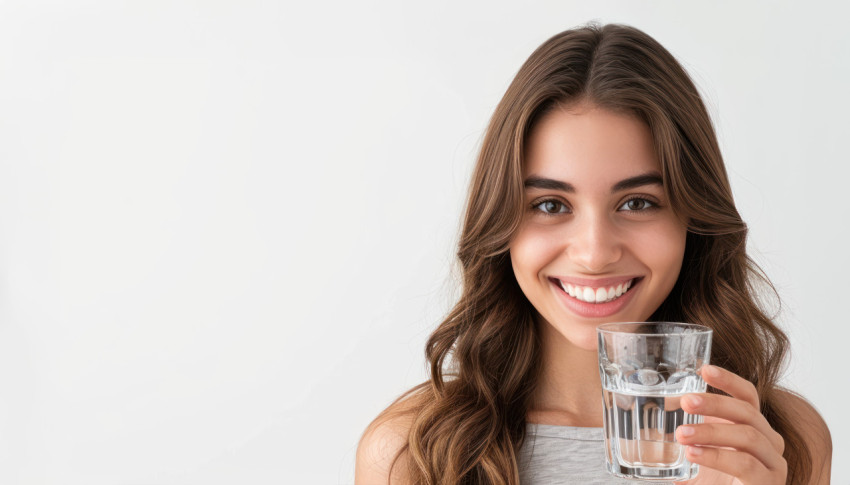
[597,322,712,481]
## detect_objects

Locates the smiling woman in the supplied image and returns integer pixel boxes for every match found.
[511,103,687,349]
[356,23,831,485]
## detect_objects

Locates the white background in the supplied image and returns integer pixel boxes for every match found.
[0,1,847,484]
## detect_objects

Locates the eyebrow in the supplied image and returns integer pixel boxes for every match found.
[611,173,664,192]
[524,172,663,193]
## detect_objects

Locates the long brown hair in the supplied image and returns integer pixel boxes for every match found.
[374,22,809,484]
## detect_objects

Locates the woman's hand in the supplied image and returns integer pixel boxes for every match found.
[675,364,787,485]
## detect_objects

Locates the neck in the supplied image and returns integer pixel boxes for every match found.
[528,318,604,427]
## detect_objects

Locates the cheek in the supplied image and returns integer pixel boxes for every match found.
[637,221,687,285]
[509,226,562,285]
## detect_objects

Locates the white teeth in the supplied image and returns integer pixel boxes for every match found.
[595,288,607,303]
[560,281,574,298]
[559,279,636,304]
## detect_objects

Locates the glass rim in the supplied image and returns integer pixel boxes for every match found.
[596,321,712,335]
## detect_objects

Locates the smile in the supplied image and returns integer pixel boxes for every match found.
[555,277,639,304]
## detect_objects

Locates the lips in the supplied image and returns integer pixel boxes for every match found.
[549,276,643,318]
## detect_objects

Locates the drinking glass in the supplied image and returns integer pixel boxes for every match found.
[597,322,712,481]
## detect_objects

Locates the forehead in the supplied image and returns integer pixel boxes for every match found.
[524,103,660,184]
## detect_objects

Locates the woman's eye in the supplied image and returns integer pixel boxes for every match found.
[619,198,655,211]
[533,200,569,215]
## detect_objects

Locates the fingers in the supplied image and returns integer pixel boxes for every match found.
[700,364,759,409]
[677,423,785,471]
[684,365,785,454]
[685,445,787,484]
[677,365,789,484]
[682,392,784,454]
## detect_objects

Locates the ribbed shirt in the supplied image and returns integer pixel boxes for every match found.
[518,423,674,485]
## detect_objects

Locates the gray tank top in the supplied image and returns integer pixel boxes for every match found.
[518,423,673,485]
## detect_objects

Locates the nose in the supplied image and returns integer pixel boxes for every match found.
[566,212,623,273]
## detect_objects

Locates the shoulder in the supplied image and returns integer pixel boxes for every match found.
[355,391,423,485]
[772,388,832,481]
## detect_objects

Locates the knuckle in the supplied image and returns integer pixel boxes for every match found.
[774,431,786,454]
[743,425,761,443]
[729,456,751,477]
[745,402,761,421]
[742,453,761,471]
[744,381,759,406]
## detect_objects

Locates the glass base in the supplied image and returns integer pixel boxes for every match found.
[606,461,699,481]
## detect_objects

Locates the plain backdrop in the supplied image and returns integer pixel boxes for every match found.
[0,1,847,484]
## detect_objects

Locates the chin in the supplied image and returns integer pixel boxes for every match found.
[552,323,599,352]
[571,334,599,352]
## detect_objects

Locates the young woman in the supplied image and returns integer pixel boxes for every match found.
[356,23,831,484]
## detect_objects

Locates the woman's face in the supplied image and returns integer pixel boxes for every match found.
[510,102,688,351]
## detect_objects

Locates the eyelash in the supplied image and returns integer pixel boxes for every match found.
[618,196,659,213]
[530,198,570,216]
[529,196,660,216]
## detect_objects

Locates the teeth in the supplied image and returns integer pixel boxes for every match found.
[559,279,635,304]
[595,287,606,303]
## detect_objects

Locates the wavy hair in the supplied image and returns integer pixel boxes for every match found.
[373,22,810,484]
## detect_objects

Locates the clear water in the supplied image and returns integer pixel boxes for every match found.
[600,366,705,480]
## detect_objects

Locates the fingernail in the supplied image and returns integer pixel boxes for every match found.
[685,395,702,407]
[688,446,703,456]
[678,426,695,437]
[704,365,719,378]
